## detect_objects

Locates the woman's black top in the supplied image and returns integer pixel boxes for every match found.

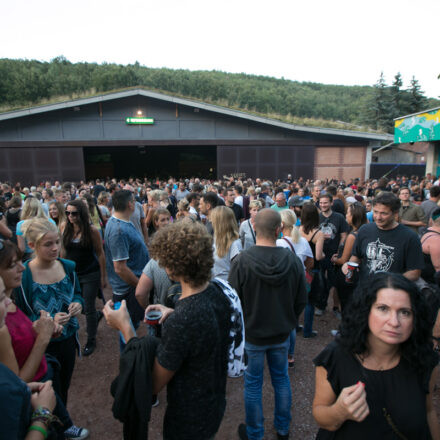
[313,341,436,440]
[307,229,320,268]
[64,238,99,277]
[421,229,440,285]
[6,209,21,233]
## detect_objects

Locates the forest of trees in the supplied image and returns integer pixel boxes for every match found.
[0,57,438,133]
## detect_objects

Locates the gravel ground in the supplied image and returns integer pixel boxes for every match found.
[67,289,440,440]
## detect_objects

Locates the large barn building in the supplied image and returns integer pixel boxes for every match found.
[0,88,392,184]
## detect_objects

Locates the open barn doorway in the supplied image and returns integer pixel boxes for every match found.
[84,145,217,180]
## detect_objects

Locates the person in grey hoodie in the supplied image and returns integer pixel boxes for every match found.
[229,208,307,440]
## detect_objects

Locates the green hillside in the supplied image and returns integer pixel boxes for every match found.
[0,57,438,133]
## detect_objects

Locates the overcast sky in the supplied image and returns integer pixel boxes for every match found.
[2,0,439,99]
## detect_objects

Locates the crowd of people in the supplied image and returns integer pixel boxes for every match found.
[0,172,439,440]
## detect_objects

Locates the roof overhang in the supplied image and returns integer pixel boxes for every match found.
[0,88,393,142]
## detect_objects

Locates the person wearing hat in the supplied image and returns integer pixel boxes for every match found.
[288,196,304,226]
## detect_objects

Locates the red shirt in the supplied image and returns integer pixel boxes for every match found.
[5,307,48,381]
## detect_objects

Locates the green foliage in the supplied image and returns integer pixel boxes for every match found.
[364,72,435,133]
[407,76,427,113]
[0,57,438,134]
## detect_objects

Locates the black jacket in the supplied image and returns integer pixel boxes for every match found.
[228,245,307,345]
[111,336,159,440]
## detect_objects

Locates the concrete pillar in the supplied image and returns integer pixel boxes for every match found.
[365,141,380,180]
[425,142,438,176]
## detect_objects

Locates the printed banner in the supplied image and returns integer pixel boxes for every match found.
[394,108,440,144]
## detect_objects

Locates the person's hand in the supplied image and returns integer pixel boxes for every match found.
[33,310,55,340]
[103,299,131,331]
[145,304,174,324]
[330,253,338,264]
[52,322,64,338]
[29,380,56,412]
[54,312,70,326]
[68,302,82,317]
[341,262,349,275]
[335,381,369,423]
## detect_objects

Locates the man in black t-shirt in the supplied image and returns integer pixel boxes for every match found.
[344,192,424,283]
[317,193,349,314]
[325,185,345,215]
[225,188,244,225]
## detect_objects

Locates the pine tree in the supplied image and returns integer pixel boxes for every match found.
[389,72,403,119]
[407,76,427,113]
[368,72,393,132]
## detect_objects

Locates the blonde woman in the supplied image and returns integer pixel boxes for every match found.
[175,198,192,220]
[277,209,313,367]
[16,218,84,412]
[17,198,55,261]
[144,189,162,235]
[239,200,262,250]
[97,191,111,224]
[48,201,67,230]
[211,206,242,281]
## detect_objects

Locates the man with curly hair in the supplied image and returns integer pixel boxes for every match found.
[105,220,234,440]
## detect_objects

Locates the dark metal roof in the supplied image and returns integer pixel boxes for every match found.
[0,88,393,142]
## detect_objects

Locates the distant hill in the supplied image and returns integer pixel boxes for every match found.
[1,57,438,133]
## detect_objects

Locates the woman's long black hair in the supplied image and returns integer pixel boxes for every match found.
[62,199,93,249]
[301,202,320,234]
[339,272,438,376]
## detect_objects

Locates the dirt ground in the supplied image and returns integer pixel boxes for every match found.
[67,288,440,440]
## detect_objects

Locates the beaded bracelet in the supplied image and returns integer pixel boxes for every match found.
[31,406,61,425]
[28,425,48,439]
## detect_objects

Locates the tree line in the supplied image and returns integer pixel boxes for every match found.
[0,57,438,133]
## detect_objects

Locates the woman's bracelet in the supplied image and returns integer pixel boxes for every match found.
[31,406,61,426]
[28,425,48,439]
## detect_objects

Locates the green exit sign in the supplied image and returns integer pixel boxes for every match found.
[125,117,155,125]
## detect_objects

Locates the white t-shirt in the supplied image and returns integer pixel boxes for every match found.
[234,195,244,208]
[276,236,313,269]
[212,238,242,281]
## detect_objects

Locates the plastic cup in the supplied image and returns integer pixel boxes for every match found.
[345,262,359,283]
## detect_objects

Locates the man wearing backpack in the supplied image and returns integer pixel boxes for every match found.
[104,220,242,440]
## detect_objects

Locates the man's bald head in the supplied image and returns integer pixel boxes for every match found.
[255,208,281,241]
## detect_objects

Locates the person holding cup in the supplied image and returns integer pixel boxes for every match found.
[104,219,235,440]
[342,192,424,283]
[331,203,367,314]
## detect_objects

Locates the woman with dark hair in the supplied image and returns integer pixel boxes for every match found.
[6,195,22,243]
[331,202,367,314]
[312,273,439,439]
[61,199,106,356]
[299,202,325,338]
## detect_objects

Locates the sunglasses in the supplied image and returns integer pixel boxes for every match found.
[65,211,79,217]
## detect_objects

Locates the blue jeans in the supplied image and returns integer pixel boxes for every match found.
[113,290,143,352]
[303,303,315,337]
[288,329,296,357]
[244,338,292,440]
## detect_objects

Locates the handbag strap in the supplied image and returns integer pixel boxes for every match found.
[248,220,256,243]
[282,237,296,254]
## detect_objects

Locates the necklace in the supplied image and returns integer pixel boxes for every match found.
[356,353,407,440]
